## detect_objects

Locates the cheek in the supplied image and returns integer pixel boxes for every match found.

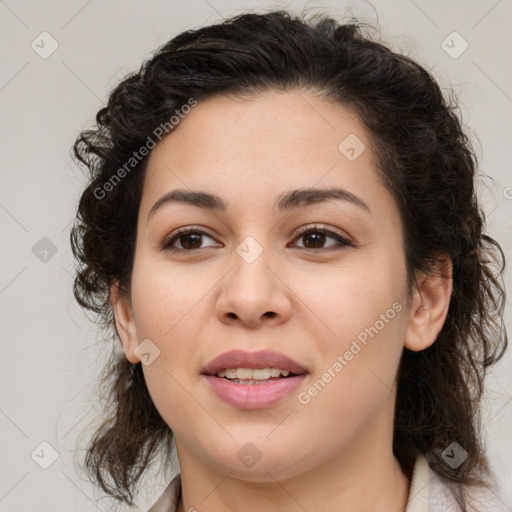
[296,286,406,448]
[131,255,212,340]
[304,255,407,397]
[304,254,405,340]
[129,263,208,422]
[132,271,205,431]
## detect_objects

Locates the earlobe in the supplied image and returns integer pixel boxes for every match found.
[110,281,139,364]
[404,256,453,352]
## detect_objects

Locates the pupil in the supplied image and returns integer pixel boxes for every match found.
[182,232,201,249]
[304,233,325,248]
[180,232,326,250]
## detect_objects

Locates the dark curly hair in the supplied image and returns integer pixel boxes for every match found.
[70,9,508,510]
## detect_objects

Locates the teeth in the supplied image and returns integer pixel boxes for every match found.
[216,368,291,379]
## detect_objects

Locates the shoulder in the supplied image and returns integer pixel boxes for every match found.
[407,452,509,512]
[429,469,509,512]
[147,473,181,512]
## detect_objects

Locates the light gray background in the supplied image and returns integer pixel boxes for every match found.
[1,0,511,510]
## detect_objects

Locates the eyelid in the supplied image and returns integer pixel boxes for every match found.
[160,225,218,250]
[291,223,355,249]
[160,223,355,251]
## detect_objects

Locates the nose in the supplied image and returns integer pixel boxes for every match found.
[215,243,293,329]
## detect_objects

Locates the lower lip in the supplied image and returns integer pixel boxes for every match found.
[203,375,307,409]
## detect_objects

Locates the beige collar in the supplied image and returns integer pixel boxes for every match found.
[405,452,430,512]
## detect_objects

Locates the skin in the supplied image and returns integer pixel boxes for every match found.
[111,90,452,512]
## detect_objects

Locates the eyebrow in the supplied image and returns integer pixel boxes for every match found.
[147,187,371,222]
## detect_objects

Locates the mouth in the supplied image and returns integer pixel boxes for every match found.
[213,367,301,382]
[201,349,309,378]
[201,349,309,409]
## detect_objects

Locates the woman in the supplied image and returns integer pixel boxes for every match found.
[70,10,509,512]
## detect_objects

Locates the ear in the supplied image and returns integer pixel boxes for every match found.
[110,281,139,364]
[404,255,453,351]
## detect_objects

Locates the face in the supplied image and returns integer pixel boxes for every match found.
[112,90,431,483]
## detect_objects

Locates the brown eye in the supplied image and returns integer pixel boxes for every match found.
[162,229,219,251]
[300,231,327,249]
[161,224,354,253]
[291,225,353,251]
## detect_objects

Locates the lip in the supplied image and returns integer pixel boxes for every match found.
[204,374,308,409]
[201,349,309,410]
[201,349,308,376]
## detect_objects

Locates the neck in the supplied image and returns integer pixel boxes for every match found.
[174,413,411,512]
[177,455,409,512]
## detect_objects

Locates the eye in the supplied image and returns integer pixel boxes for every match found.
[161,224,354,252]
[290,224,354,251]
[161,228,220,251]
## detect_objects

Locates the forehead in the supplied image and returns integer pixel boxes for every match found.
[148,90,371,167]
[140,91,395,221]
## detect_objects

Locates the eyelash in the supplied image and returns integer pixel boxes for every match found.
[160,223,355,253]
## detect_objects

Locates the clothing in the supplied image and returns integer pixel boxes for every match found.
[147,453,508,511]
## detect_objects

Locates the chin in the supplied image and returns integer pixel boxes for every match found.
[204,443,319,484]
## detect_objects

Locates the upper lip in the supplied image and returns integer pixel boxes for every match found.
[201,349,309,376]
